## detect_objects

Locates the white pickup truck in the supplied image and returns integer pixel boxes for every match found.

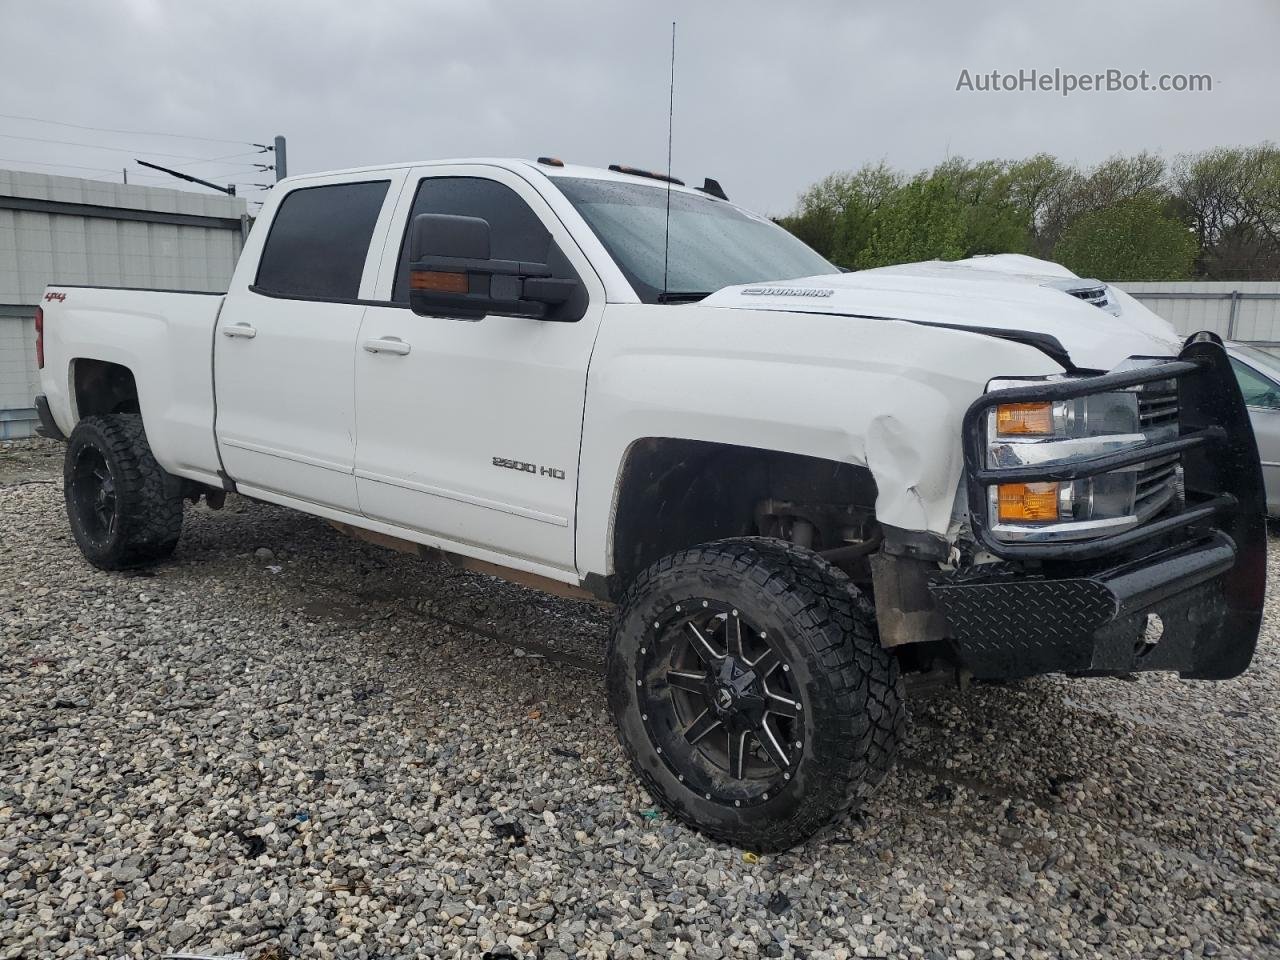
[33,157,1266,850]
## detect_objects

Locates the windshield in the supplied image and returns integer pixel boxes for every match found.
[554,176,836,303]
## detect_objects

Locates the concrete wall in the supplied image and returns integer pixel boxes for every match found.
[0,169,247,437]
[1118,281,1280,344]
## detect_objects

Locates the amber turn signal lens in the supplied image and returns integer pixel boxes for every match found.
[997,482,1060,522]
[410,270,469,294]
[995,402,1054,436]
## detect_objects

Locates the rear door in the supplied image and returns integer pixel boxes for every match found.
[214,175,401,512]
[353,165,605,572]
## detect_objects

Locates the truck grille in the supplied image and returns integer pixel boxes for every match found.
[1138,386,1180,429]
[1134,387,1182,519]
[1135,456,1180,518]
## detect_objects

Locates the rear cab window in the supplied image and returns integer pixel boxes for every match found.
[254,180,390,300]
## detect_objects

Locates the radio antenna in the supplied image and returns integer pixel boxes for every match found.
[661,20,676,299]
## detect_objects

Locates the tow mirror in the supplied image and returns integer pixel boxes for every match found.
[407,213,582,321]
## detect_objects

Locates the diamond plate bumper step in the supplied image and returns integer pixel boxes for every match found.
[930,532,1241,680]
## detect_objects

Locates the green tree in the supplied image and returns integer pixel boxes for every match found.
[1171,146,1267,278]
[1173,147,1244,254]
[855,175,966,268]
[1077,153,1167,209]
[776,163,902,264]
[1053,194,1196,280]
[929,157,1032,256]
[828,162,901,267]
[776,171,853,258]
[1231,144,1280,276]
[1003,153,1078,257]
[1039,152,1168,256]
[779,144,1280,280]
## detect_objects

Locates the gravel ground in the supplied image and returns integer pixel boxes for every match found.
[2,437,1277,960]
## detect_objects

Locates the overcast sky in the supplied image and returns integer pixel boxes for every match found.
[3,0,1277,214]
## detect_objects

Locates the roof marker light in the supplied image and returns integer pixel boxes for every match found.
[607,164,685,186]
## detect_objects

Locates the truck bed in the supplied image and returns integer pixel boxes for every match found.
[39,285,227,488]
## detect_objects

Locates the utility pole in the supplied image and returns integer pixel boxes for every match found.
[273,135,287,181]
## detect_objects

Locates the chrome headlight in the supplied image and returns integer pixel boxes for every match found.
[984,379,1179,542]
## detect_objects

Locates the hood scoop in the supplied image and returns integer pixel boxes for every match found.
[1040,277,1121,316]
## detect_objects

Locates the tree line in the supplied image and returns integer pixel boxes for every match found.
[776,145,1280,281]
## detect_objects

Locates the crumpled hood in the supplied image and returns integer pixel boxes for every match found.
[699,254,1181,371]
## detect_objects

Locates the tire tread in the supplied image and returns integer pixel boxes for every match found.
[64,414,184,569]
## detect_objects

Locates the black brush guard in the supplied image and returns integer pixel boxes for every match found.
[930,334,1266,681]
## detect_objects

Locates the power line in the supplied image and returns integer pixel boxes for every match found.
[0,120,287,197]
[0,162,176,188]
[0,156,268,196]
[181,150,273,170]
[0,112,255,146]
[0,148,265,180]
[0,132,265,163]
[0,156,165,177]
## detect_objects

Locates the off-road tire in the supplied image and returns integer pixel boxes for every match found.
[64,414,184,570]
[607,537,905,851]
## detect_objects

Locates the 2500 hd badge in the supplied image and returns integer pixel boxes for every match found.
[492,456,566,480]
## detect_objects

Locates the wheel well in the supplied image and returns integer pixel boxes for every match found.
[609,439,878,595]
[73,359,140,418]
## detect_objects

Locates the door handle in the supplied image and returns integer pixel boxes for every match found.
[222,322,257,339]
[363,337,412,356]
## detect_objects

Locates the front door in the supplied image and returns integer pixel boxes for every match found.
[353,166,604,573]
[214,177,397,512]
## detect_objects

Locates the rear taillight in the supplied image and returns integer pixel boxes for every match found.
[34,306,44,369]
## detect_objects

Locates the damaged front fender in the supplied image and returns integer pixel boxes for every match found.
[575,303,1066,579]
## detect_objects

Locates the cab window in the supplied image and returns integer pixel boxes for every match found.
[254,180,390,300]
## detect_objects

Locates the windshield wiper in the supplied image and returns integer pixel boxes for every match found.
[656,291,712,304]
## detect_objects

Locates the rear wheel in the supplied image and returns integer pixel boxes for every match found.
[607,537,904,851]
[64,414,184,570]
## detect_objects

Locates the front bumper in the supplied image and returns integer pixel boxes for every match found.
[930,335,1266,681]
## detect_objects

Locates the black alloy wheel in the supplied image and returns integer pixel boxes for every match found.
[638,600,804,806]
[68,444,118,545]
[607,537,905,851]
